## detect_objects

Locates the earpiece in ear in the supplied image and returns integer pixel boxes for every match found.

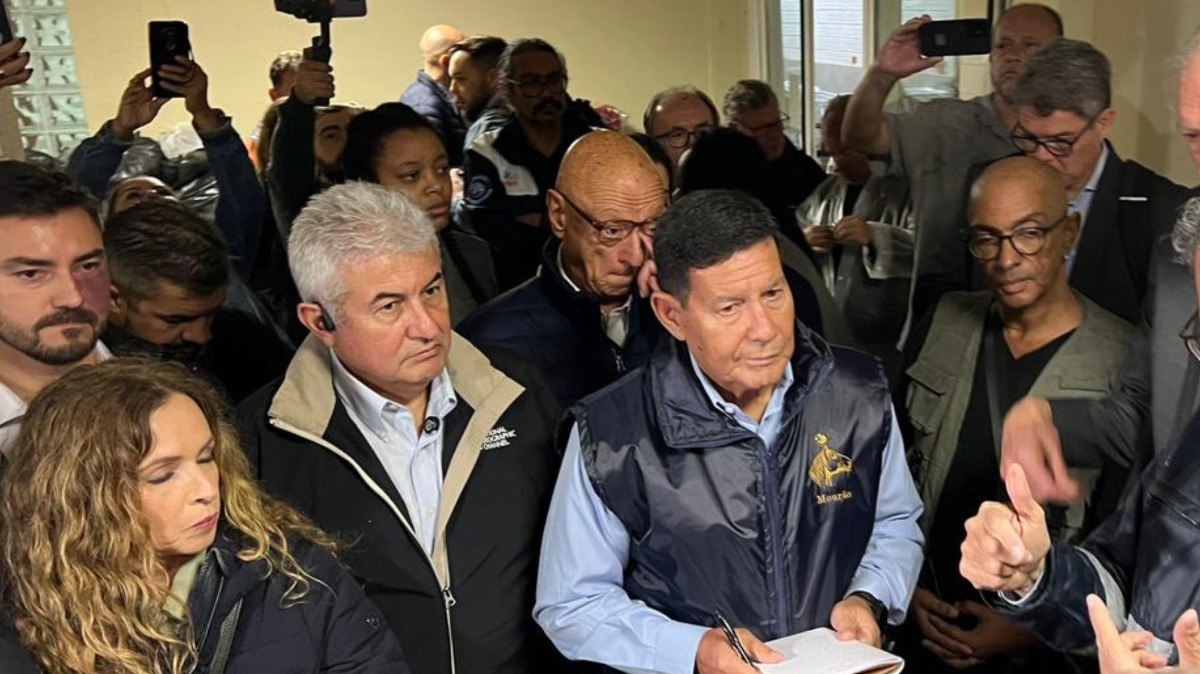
[315,303,337,332]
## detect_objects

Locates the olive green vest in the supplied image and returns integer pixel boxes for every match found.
[906,291,1135,540]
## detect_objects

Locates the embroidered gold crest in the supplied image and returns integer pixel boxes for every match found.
[808,433,854,505]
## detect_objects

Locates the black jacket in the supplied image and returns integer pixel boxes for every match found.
[457,239,663,408]
[0,529,408,673]
[401,72,467,167]
[460,113,594,290]
[1051,200,1200,471]
[989,412,1200,660]
[235,335,568,674]
[442,223,500,326]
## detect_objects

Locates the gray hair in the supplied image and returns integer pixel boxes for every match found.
[1010,38,1111,119]
[288,181,439,319]
[722,79,777,120]
[1173,196,1200,269]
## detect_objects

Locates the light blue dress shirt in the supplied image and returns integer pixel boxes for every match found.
[1065,143,1109,275]
[535,350,925,674]
[331,354,458,555]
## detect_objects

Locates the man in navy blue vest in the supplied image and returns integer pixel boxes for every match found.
[535,189,924,673]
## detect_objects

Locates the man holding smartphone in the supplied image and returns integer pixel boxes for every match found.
[842,4,1063,328]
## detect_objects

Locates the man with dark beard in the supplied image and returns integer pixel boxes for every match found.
[0,162,111,455]
[461,38,594,290]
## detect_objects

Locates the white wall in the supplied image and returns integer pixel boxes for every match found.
[65,0,753,139]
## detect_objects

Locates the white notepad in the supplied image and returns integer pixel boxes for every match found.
[757,628,904,674]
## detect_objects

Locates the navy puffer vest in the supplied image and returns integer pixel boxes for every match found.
[572,324,890,639]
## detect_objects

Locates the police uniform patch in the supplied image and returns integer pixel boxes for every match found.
[808,433,854,505]
[465,175,493,204]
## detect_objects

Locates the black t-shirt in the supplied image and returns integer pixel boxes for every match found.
[924,313,1075,601]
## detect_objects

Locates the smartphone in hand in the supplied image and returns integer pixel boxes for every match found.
[918,19,991,57]
[149,21,190,98]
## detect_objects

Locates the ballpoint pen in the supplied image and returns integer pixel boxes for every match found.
[714,610,761,672]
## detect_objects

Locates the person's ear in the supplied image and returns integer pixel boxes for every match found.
[1094,108,1117,139]
[651,290,687,341]
[546,189,568,240]
[297,302,337,348]
[438,53,451,72]
[109,285,128,325]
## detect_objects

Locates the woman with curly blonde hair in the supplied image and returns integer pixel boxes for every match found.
[0,359,409,674]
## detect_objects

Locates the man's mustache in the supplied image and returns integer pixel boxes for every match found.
[35,308,99,330]
[534,98,564,114]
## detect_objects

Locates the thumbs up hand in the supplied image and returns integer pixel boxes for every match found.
[959,464,1052,596]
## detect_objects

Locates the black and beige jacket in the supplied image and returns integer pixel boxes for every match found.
[236,334,565,674]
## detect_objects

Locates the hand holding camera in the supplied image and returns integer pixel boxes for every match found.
[292,58,335,106]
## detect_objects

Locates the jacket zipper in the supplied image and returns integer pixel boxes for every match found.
[758,358,836,636]
[269,418,458,674]
[756,436,790,636]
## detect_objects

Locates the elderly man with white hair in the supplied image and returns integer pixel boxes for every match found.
[235,181,570,674]
[956,29,1200,674]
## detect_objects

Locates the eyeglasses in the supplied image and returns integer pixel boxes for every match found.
[553,189,662,245]
[1181,312,1200,363]
[732,113,790,136]
[1010,113,1100,158]
[506,72,568,98]
[967,215,1068,261]
[652,124,716,149]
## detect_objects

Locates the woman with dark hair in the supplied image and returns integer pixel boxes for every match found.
[343,102,499,324]
[0,359,409,674]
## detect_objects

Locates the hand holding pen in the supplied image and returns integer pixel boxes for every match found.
[695,611,783,674]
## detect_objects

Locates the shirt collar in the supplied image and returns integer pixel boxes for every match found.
[330,352,457,440]
[686,348,794,426]
[0,340,112,427]
[1082,143,1109,194]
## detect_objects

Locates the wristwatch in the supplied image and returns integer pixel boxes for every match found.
[847,591,888,626]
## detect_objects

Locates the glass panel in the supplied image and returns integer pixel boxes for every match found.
[776,0,806,149]
[5,0,89,159]
[812,0,866,151]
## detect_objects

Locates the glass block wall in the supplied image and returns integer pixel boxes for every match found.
[6,0,89,158]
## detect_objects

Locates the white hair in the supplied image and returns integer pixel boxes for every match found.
[1173,196,1200,269]
[287,181,439,319]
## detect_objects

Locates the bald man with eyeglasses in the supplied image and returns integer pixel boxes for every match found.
[896,156,1135,672]
[458,130,668,409]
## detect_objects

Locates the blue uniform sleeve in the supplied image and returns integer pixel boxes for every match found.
[845,405,925,625]
[535,425,709,674]
[65,121,132,199]
[200,117,265,280]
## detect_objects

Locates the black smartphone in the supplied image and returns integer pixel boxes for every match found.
[149,21,191,98]
[918,19,991,57]
[0,1,14,45]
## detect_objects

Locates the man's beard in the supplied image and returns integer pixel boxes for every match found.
[103,323,205,366]
[0,307,101,366]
